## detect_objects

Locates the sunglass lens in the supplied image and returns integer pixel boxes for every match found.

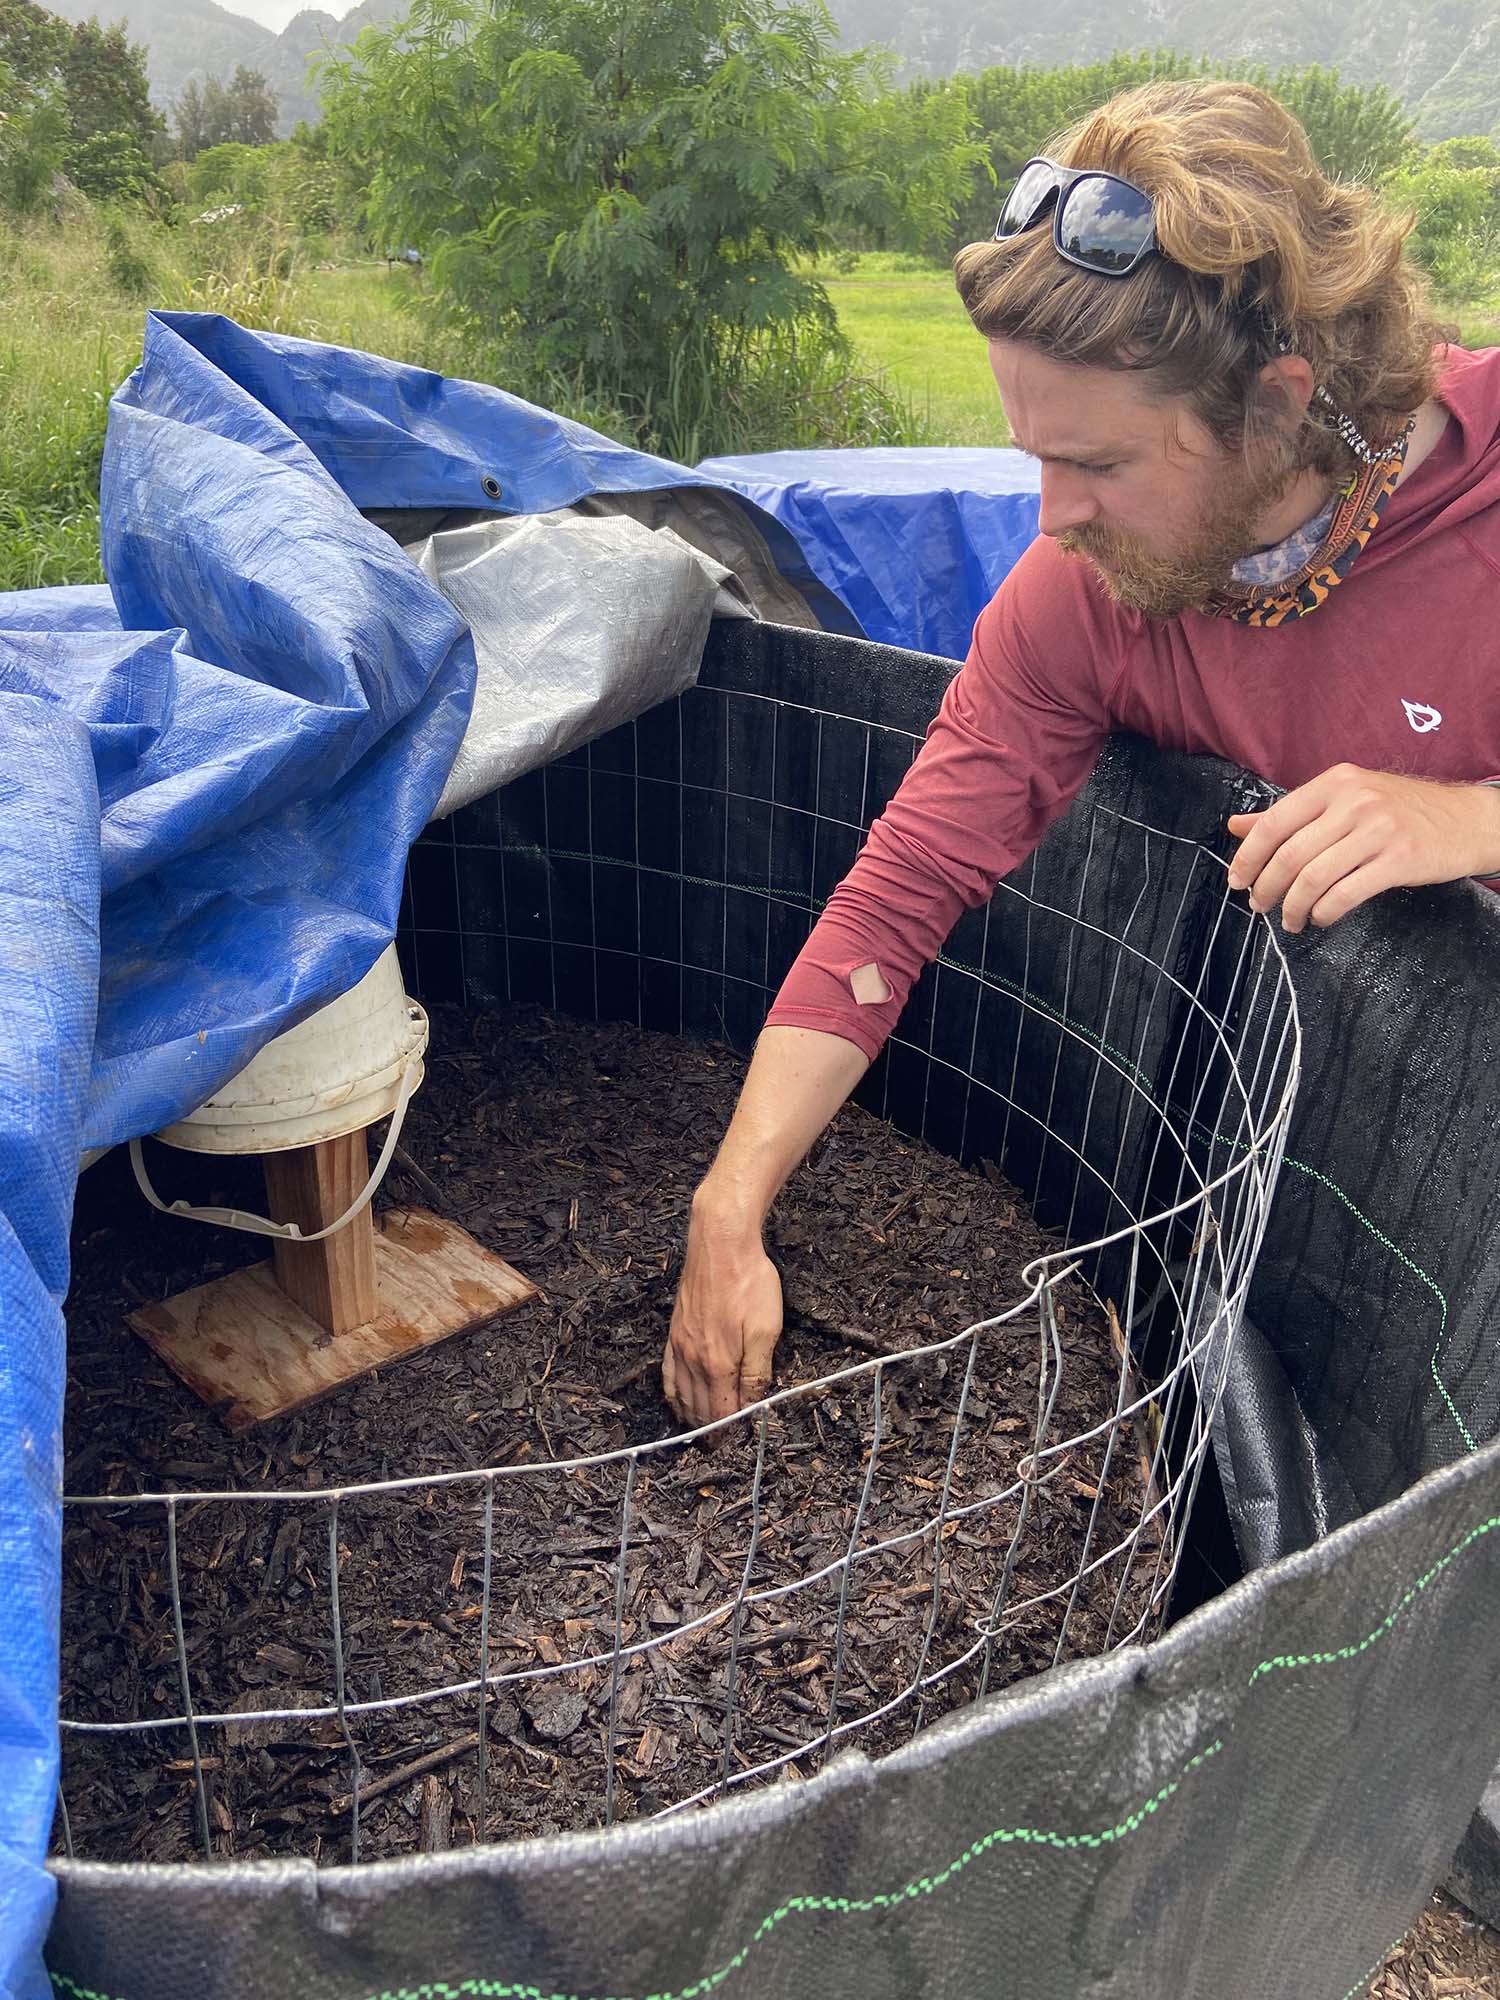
[997,160,1062,238]
[1056,175,1154,272]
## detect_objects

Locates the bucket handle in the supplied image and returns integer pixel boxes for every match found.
[128,1052,421,1243]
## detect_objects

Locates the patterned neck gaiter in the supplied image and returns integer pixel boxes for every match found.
[1203,422,1414,628]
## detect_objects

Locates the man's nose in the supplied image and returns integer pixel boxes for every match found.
[1037,468,1099,539]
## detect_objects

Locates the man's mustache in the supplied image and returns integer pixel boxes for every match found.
[1057,527,1130,566]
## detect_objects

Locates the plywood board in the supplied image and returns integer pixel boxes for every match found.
[128,1208,536,1432]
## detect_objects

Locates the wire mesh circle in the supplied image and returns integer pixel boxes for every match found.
[57,801,1300,1869]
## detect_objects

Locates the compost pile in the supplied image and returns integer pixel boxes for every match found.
[58,1004,1162,1866]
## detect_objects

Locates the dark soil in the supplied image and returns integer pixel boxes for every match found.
[56,1004,1161,1866]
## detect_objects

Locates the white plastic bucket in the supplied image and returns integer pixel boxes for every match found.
[129,947,431,1244]
[153,946,428,1155]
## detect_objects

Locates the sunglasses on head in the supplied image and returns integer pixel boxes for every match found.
[994,156,1158,277]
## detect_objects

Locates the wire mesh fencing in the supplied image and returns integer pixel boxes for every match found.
[57,647,1300,1867]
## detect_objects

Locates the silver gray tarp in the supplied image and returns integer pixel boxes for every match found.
[376,489,820,819]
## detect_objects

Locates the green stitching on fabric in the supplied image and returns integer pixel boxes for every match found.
[1340,1937,1405,2000]
[49,1510,1500,2000]
[1197,1117,1472,1457]
[49,1754,1225,2000]
[1246,1513,1498,1689]
[1277,1155,1475,1453]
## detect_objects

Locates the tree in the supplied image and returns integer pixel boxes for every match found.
[0,0,163,204]
[0,0,68,87]
[317,0,980,448]
[1424,133,1500,187]
[223,64,277,145]
[936,52,1416,253]
[65,125,159,201]
[173,77,207,158]
[174,64,278,158]
[59,16,161,151]
[0,52,69,211]
[1268,65,1413,184]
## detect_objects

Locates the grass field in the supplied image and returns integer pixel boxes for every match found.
[0,218,478,593]
[818,253,1005,446]
[7,220,1500,595]
[0,220,143,592]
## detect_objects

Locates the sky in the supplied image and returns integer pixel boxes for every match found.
[225,0,361,32]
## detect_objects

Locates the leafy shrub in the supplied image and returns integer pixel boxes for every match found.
[0,77,69,214]
[67,129,164,205]
[1384,155,1500,298]
[318,0,973,458]
[101,208,159,296]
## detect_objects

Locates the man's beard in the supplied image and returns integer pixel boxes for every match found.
[1056,452,1297,618]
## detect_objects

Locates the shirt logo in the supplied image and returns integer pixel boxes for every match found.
[1402,699,1443,733]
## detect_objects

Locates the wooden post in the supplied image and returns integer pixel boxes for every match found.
[130,1128,536,1431]
[262,1129,380,1336]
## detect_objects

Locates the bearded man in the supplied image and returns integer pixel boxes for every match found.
[663,79,1500,1428]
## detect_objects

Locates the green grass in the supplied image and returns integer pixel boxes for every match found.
[0,220,477,593]
[817,252,1007,448]
[8,218,1498,596]
[293,261,482,376]
[1457,303,1500,347]
[0,219,147,591]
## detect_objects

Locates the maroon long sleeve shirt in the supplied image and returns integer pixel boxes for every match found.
[767,344,1500,1062]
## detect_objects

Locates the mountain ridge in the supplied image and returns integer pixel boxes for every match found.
[45,0,1500,143]
[45,0,400,134]
[827,0,1500,141]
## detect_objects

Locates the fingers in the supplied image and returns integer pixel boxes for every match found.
[1225,784,1332,894]
[660,1335,678,1414]
[1236,816,1377,928]
[663,1310,711,1429]
[1275,831,1382,932]
[1305,858,1395,931]
[1226,766,1403,930]
[736,1312,780,1411]
[663,1296,744,1432]
[664,1244,783,1433]
[707,1368,745,1427]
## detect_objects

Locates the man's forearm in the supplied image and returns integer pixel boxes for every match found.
[692,1025,870,1237]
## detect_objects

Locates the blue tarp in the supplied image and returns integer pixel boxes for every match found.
[0,312,1041,1995]
[699,447,1041,662]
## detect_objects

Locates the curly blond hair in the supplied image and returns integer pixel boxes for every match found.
[953,80,1447,477]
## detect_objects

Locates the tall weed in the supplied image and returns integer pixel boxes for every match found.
[174,215,313,335]
[533,315,929,464]
[102,211,160,300]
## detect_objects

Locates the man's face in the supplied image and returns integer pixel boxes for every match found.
[988,339,1291,617]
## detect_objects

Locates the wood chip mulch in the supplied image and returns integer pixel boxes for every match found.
[56,1004,1166,1865]
[1369,1893,1500,1998]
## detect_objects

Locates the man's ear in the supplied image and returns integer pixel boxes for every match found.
[1256,353,1316,428]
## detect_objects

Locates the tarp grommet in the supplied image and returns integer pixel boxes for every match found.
[480,474,502,500]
